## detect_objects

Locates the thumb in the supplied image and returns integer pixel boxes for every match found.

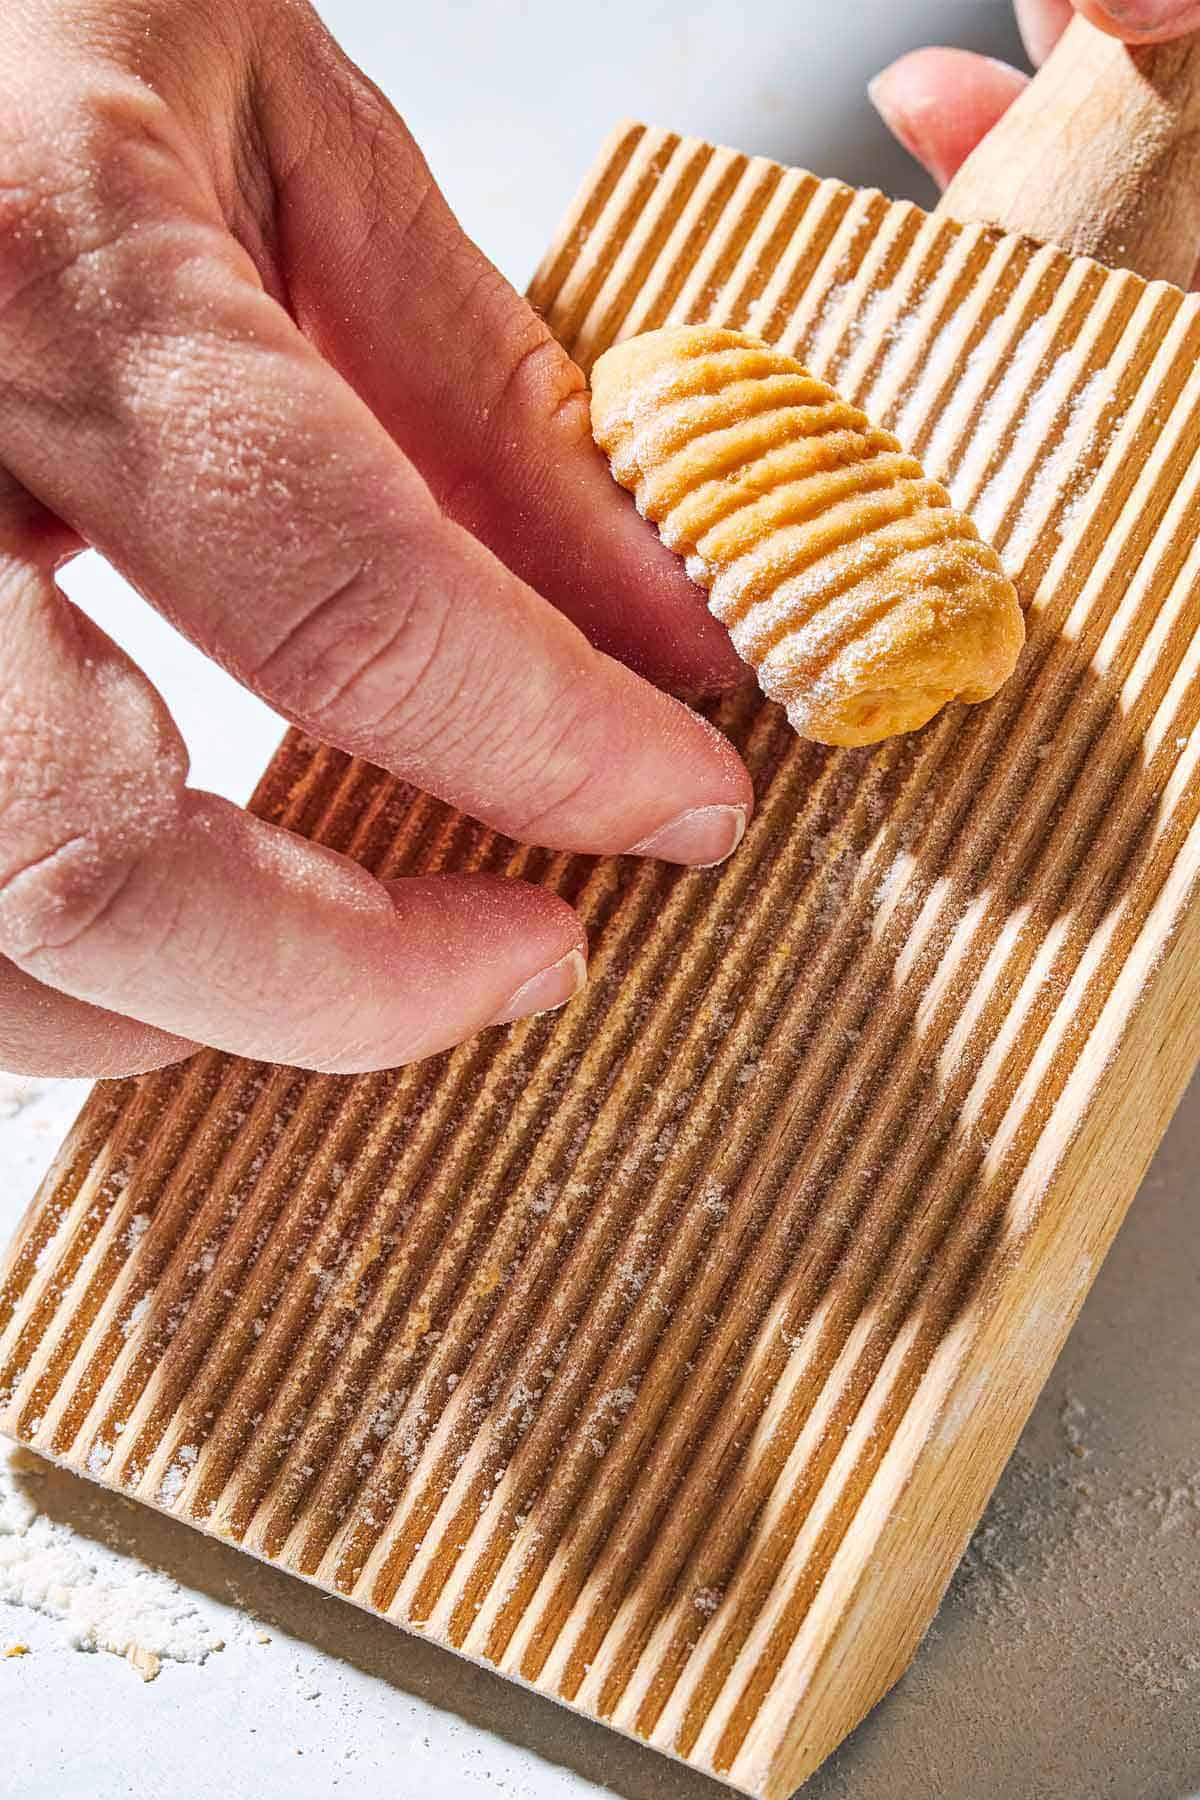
[1073,0,1200,43]
[253,10,744,698]
[869,49,1029,190]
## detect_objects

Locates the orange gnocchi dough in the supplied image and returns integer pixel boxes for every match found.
[590,325,1025,747]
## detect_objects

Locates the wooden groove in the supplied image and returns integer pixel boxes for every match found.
[712,782,1200,1782]
[683,744,1200,1768]
[683,641,1200,1766]
[162,832,583,1522]
[55,766,455,1486]
[667,157,787,329]
[620,148,752,341]
[709,168,825,334]
[420,744,917,1647]
[477,756,982,1684]
[501,761,941,1691]
[4,125,1200,1798]
[537,126,681,351]
[236,839,621,1552]
[3,1056,224,1440]
[600,583,1200,1735]
[527,121,645,319]
[294,701,779,1571]
[91,1068,312,1481]
[350,712,871,1610]
[722,181,856,361]
[489,277,1200,1713]
[836,222,1021,432]
[0,1075,136,1341]
[769,187,894,358]
[684,460,1200,1771]
[914,255,1121,494]
[816,206,963,395]
[38,762,425,1481]
[467,394,1200,1684]
[243,856,633,1553]
[570,136,717,371]
[951,264,1128,537]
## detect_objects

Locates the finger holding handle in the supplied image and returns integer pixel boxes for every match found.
[873,10,1200,288]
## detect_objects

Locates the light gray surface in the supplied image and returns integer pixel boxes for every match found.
[3,2,1199,1797]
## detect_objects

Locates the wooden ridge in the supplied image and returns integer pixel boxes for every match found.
[4,123,1200,1796]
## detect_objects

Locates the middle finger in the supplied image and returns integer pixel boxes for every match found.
[0,85,752,864]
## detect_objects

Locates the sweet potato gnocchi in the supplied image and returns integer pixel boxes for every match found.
[590,325,1024,747]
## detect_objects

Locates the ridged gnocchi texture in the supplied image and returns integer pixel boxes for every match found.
[590,325,1025,747]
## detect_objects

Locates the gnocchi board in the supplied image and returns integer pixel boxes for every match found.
[5,121,1200,1798]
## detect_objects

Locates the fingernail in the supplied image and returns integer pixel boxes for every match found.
[866,71,892,113]
[867,68,905,129]
[492,948,587,1026]
[628,803,748,867]
[1095,0,1183,26]
[868,71,920,156]
[868,68,949,186]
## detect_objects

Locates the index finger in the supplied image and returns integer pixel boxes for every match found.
[0,79,752,868]
[256,15,745,697]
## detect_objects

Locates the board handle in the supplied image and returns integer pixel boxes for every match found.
[936,14,1200,286]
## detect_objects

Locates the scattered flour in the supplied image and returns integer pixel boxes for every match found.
[121,1291,155,1338]
[0,1442,223,1680]
[157,1446,198,1506]
[0,1077,47,1122]
[949,1392,1200,1706]
[699,1177,728,1220]
[123,1213,151,1251]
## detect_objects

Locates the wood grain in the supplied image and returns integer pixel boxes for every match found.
[938,15,1200,287]
[4,125,1200,1796]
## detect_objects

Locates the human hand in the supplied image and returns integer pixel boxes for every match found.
[0,0,754,1080]
[870,0,1200,191]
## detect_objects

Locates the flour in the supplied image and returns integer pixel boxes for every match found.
[950,1392,1200,1706]
[0,1076,47,1122]
[881,304,1114,572]
[0,1442,224,1679]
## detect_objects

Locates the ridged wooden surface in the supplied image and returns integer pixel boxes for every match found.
[5,123,1200,1797]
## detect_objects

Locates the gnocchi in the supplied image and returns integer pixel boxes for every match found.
[590,325,1024,747]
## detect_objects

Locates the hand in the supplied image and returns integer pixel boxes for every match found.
[0,0,754,1080]
[870,0,1200,191]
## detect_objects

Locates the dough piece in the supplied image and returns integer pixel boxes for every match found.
[590,325,1025,747]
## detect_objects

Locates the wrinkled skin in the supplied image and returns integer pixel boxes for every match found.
[0,0,1194,1079]
[0,0,754,1077]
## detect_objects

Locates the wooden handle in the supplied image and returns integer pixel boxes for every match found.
[936,14,1200,286]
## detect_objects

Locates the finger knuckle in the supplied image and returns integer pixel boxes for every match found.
[0,132,73,317]
[490,691,614,837]
[0,700,185,967]
[0,799,176,968]
[433,283,590,524]
[336,68,430,237]
[0,831,133,967]
[465,271,590,438]
[250,554,438,750]
[273,49,430,254]
[0,79,193,341]
[495,316,590,438]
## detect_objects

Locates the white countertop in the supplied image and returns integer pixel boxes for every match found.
[3,3,1199,1796]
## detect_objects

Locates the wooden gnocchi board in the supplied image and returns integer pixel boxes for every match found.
[5,119,1200,1797]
